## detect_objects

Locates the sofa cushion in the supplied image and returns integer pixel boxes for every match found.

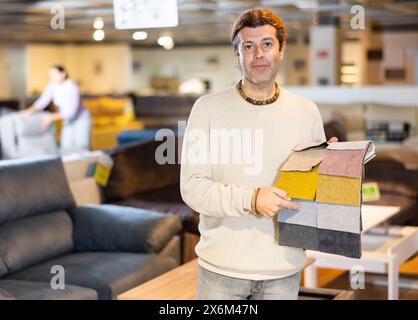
[0,280,97,300]
[71,205,182,253]
[0,156,76,225]
[111,185,199,235]
[113,198,199,235]
[105,138,181,201]
[7,252,178,300]
[0,211,74,274]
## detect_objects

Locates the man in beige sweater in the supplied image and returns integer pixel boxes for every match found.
[180,8,334,300]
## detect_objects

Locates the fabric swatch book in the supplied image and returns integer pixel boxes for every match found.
[274,140,376,258]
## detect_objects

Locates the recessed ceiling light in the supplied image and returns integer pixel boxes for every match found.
[157,35,173,47]
[132,31,148,40]
[94,17,104,29]
[93,29,105,41]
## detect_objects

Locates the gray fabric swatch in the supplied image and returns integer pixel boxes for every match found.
[279,222,318,251]
[278,200,317,228]
[317,203,361,233]
[319,229,361,258]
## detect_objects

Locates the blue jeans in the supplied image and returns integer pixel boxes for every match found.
[196,266,301,300]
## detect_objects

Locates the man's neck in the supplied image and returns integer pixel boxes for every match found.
[241,78,276,100]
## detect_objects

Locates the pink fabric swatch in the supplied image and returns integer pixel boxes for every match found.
[318,149,366,178]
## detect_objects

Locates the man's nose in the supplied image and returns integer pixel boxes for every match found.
[254,45,264,59]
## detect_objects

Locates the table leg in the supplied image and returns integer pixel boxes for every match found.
[304,265,318,288]
[388,258,399,300]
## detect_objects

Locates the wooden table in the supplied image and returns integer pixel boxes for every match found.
[304,205,418,300]
[118,259,199,300]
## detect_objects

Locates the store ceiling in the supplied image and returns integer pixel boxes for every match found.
[0,0,417,46]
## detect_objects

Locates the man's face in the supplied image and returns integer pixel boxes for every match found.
[234,24,284,85]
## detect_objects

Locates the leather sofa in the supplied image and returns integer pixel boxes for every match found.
[133,95,197,129]
[103,137,200,263]
[363,148,418,226]
[0,156,182,300]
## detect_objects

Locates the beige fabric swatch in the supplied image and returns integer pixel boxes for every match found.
[281,148,327,172]
[293,140,328,152]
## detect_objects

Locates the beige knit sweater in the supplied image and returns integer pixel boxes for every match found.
[180,84,326,280]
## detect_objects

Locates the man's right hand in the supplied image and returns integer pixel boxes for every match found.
[252,187,300,219]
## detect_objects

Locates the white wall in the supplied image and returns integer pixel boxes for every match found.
[0,46,27,105]
[27,44,132,95]
[287,85,418,106]
[382,32,418,85]
[0,47,12,99]
[309,25,341,86]
[131,46,241,93]
[283,37,310,86]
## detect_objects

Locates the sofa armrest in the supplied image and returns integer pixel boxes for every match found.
[70,204,182,254]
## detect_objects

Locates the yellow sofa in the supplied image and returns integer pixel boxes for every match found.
[83,96,144,150]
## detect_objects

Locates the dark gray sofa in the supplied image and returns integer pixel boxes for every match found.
[0,156,182,300]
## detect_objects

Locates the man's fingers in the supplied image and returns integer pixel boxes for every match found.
[278,198,300,210]
[272,187,289,200]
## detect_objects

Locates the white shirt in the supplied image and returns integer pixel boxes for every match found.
[34,79,88,121]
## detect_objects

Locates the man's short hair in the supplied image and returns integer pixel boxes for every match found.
[230,8,287,51]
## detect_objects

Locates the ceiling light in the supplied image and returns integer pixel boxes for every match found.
[94,17,104,29]
[93,29,105,41]
[163,42,174,50]
[132,31,148,40]
[158,35,173,47]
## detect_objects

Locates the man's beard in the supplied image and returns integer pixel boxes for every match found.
[244,66,276,86]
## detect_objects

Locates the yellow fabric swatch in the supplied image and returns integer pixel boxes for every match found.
[275,165,318,201]
[316,174,361,206]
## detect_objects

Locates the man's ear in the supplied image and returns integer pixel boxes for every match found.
[233,48,240,65]
[279,41,286,60]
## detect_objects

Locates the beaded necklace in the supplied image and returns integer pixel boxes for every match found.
[236,79,280,105]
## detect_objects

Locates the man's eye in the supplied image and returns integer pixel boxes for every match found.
[244,44,254,50]
[263,42,273,48]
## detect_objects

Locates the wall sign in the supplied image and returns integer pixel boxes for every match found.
[316,49,329,59]
[113,0,178,29]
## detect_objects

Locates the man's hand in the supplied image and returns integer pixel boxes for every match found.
[252,137,338,219]
[252,187,300,219]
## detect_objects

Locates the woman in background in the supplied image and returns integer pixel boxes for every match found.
[22,65,91,154]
